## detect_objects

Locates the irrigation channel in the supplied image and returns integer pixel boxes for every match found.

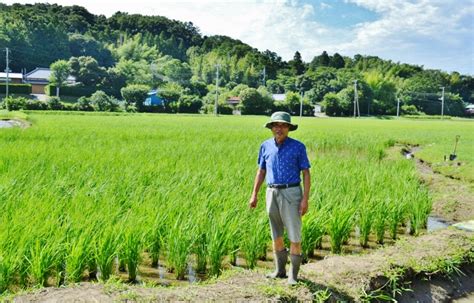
[0,120,22,128]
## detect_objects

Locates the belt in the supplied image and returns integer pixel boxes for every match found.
[268,183,300,189]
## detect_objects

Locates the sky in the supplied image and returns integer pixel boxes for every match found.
[2,0,473,74]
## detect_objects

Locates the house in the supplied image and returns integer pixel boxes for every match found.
[24,68,76,94]
[0,72,23,84]
[272,94,286,102]
[144,90,165,106]
[226,96,241,115]
[466,104,474,116]
[226,96,240,106]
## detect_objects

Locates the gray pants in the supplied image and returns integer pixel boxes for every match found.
[266,186,302,243]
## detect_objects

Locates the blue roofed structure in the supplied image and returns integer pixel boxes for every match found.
[144,90,164,106]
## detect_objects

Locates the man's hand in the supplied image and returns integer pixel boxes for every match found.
[249,195,258,209]
[299,198,308,216]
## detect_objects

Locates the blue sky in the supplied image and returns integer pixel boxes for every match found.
[2,0,473,74]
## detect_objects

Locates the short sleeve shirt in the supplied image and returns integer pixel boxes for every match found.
[257,137,311,185]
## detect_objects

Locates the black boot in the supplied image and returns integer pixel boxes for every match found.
[266,249,288,279]
[288,254,302,285]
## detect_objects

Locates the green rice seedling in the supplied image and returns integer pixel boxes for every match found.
[0,254,14,293]
[240,215,268,269]
[207,217,230,277]
[358,202,375,248]
[373,201,388,244]
[388,198,406,240]
[165,219,193,280]
[122,228,143,282]
[193,227,208,273]
[301,210,326,261]
[94,229,119,281]
[65,235,90,284]
[147,213,168,268]
[27,240,58,287]
[409,189,432,235]
[326,205,354,254]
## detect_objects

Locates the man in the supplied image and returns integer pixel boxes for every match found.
[249,111,311,285]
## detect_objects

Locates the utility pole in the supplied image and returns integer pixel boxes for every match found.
[353,80,360,118]
[5,47,10,99]
[396,97,400,117]
[299,90,304,117]
[439,87,445,118]
[215,64,220,116]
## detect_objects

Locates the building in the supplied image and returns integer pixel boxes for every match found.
[466,104,474,116]
[24,68,76,94]
[272,94,286,102]
[144,90,165,106]
[226,96,241,115]
[0,72,23,84]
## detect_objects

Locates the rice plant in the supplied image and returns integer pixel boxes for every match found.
[326,205,355,254]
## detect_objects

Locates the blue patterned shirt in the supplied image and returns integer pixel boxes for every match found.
[258,137,311,185]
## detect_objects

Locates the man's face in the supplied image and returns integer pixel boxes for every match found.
[271,122,290,141]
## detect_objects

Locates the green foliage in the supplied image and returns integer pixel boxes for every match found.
[50,60,71,96]
[4,96,27,111]
[45,85,97,97]
[120,84,150,111]
[68,56,106,86]
[90,90,119,112]
[47,97,63,110]
[239,88,272,115]
[0,84,32,94]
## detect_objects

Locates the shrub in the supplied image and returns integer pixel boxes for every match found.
[4,96,28,111]
[90,91,119,112]
[76,97,95,111]
[401,104,420,115]
[178,95,202,113]
[45,85,98,97]
[120,85,150,112]
[0,84,32,94]
[47,97,63,110]
[25,99,48,110]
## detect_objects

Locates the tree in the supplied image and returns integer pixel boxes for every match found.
[121,84,150,112]
[90,90,119,112]
[288,51,305,75]
[330,53,345,69]
[239,88,272,115]
[49,60,71,97]
[68,56,106,87]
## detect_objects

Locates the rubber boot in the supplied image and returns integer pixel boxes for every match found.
[266,249,288,279]
[288,254,302,285]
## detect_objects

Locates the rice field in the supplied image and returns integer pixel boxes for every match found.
[0,112,472,292]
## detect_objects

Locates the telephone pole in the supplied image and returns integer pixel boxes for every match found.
[353,80,360,118]
[5,47,10,99]
[396,97,400,118]
[439,87,445,118]
[299,91,304,117]
[215,64,220,116]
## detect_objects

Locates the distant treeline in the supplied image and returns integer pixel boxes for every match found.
[0,3,472,116]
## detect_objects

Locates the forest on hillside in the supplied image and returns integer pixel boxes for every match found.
[1,3,472,116]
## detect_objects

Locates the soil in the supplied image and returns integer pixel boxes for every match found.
[8,144,474,302]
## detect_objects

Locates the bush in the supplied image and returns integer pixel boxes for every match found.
[90,91,119,112]
[47,97,64,110]
[0,84,32,94]
[62,103,77,111]
[4,96,28,111]
[239,88,272,115]
[121,84,150,112]
[401,104,420,115]
[178,95,202,113]
[25,99,48,110]
[45,85,97,97]
[76,97,95,111]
